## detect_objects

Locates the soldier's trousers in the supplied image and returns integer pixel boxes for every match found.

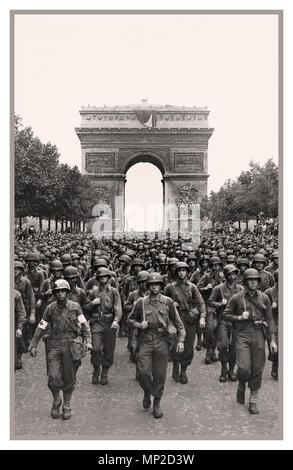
[47,338,80,393]
[137,333,169,399]
[205,309,218,350]
[235,324,266,391]
[172,320,196,368]
[91,322,117,368]
[217,319,236,367]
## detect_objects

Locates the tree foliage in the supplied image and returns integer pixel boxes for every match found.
[201,159,278,223]
[14,115,97,229]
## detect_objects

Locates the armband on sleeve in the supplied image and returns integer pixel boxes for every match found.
[38,319,48,330]
[77,314,88,325]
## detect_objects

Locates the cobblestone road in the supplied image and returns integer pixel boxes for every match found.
[13,338,281,440]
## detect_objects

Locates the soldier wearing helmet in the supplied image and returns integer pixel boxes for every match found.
[84,267,122,386]
[208,264,244,383]
[25,252,45,329]
[265,269,279,380]
[14,261,36,362]
[162,257,179,287]
[236,258,250,286]
[197,256,225,364]
[165,262,206,384]
[64,266,88,313]
[71,253,86,280]
[29,279,92,420]
[252,254,275,292]
[128,272,185,419]
[123,258,145,300]
[222,268,277,415]
[14,289,27,370]
[265,251,279,275]
[186,253,198,276]
[125,270,149,363]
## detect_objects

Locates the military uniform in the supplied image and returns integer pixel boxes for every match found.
[165,279,206,382]
[222,289,275,407]
[198,270,225,361]
[128,293,185,413]
[15,275,36,349]
[208,281,244,380]
[84,283,122,382]
[265,284,279,378]
[14,290,26,369]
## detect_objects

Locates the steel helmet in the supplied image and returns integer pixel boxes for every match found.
[92,258,107,268]
[137,270,149,283]
[15,261,24,270]
[226,255,236,263]
[168,257,179,266]
[120,255,132,265]
[247,248,255,255]
[243,268,261,282]
[64,266,79,279]
[61,254,72,265]
[71,253,80,260]
[146,273,164,285]
[236,258,250,268]
[132,258,145,267]
[25,252,40,262]
[252,254,266,265]
[272,252,279,259]
[258,249,267,256]
[96,267,112,278]
[209,256,222,266]
[52,279,70,291]
[175,261,190,272]
[187,253,197,261]
[50,259,64,270]
[223,264,239,277]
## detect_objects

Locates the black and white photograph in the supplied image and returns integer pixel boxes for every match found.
[10,9,282,443]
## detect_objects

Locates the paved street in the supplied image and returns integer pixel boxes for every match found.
[13,338,280,440]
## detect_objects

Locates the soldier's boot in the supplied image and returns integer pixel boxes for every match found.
[15,352,23,370]
[219,362,227,382]
[100,366,109,385]
[236,382,246,405]
[92,366,100,385]
[248,390,259,414]
[153,398,163,419]
[211,348,218,362]
[172,361,180,382]
[51,390,62,419]
[180,366,188,384]
[271,362,278,380]
[142,392,151,410]
[227,365,237,381]
[205,349,212,364]
[62,392,72,420]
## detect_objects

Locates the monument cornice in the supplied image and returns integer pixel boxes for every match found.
[163,174,209,180]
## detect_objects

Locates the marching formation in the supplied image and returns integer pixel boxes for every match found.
[14,229,279,422]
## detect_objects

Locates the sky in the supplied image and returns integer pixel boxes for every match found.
[14,13,279,230]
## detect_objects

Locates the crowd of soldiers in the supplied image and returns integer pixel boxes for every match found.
[14,228,279,421]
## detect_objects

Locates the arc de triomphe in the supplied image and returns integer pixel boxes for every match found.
[75,104,214,234]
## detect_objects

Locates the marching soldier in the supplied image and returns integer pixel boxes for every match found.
[165,262,206,384]
[208,264,244,382]
[251,254,275,291]
[222,268,277,414]
[14,289,27,370]
[29,279,92,420]
[25,252,45,327]
[128,273,185,418]
[236,258,250,286]
[14,261,36,359]
[84,267,122,385]
[197,256,225,364]
[265,269,279,380]
[124,270,149,363]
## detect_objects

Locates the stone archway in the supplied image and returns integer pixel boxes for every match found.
[75,103,214,234]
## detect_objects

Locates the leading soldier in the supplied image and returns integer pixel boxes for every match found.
[128,273,185,418]
[29,279,92,420]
